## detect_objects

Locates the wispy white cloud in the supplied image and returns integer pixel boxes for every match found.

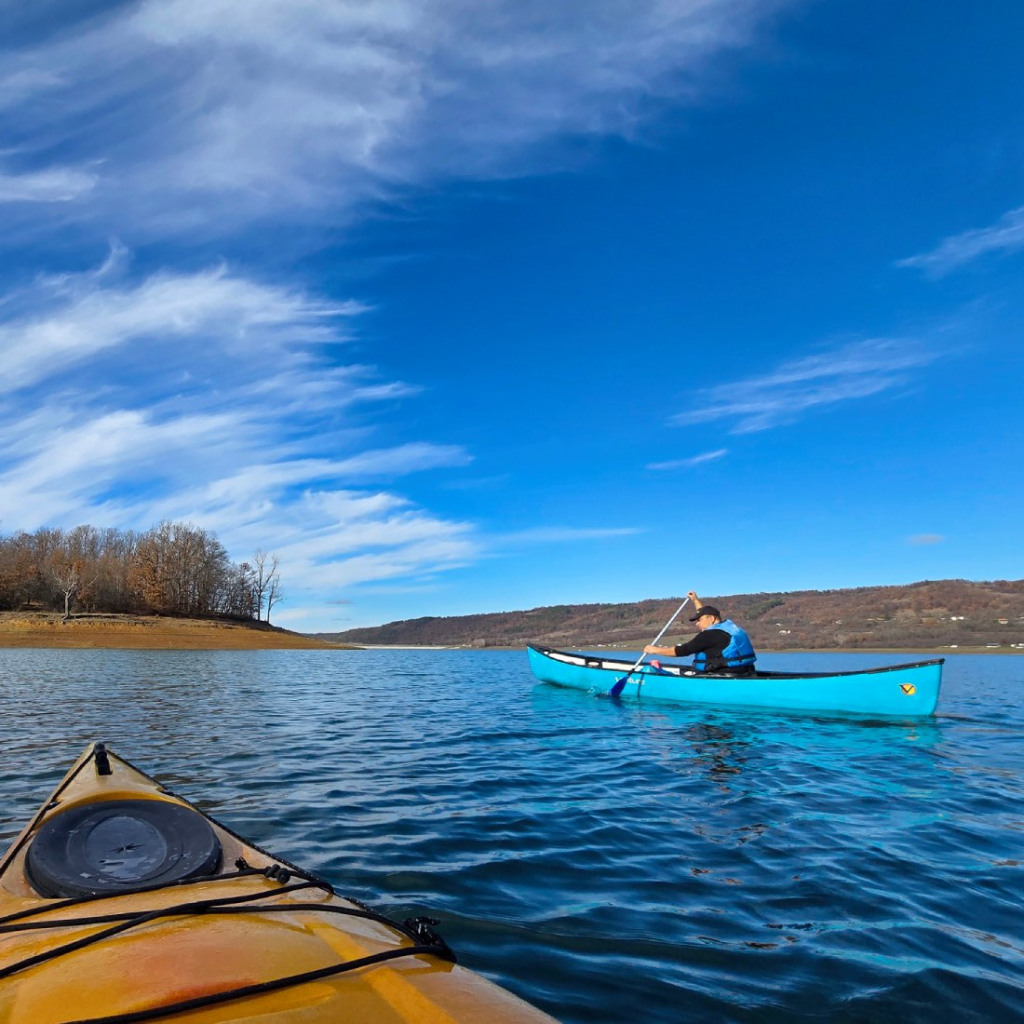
[648,449,728,470]
[499,526,642,545]
[0,262,361,395]
[896,205,1024,277]
[671,337,939,434]
[1,0,794,239]
[0,166,98,203]
[0,407,243,522]
[323,443,472,479]
[0,68,65,108]
[908,533,944,546]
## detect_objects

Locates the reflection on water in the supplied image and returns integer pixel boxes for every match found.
[0,648,1022,1023]
[682,722,748,782]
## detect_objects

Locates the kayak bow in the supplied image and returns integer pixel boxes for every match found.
[0,743,558,1024]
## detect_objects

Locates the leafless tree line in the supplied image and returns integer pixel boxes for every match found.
[0,522,282,623]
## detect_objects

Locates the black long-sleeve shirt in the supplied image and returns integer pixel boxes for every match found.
[672,627,729,661]
[671,627,753,673]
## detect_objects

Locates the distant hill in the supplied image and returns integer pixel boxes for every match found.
[314,579,1024,650]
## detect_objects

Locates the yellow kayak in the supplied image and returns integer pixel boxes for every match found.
[0,744,559,1024]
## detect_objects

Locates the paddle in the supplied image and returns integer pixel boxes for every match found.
[609,597,690,697]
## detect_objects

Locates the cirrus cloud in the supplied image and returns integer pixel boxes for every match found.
[1,0,796,240]
[670,337,941,434]
[896,205,1024,277]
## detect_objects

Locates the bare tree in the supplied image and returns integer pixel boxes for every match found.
[50,556,85,621]
[252,550,283,622]
[251,550,270,620]
[264,555,283,624]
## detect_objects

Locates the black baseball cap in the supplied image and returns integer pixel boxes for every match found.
[689,605,721,622]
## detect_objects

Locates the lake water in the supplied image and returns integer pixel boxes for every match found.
[0,648,1021,1023]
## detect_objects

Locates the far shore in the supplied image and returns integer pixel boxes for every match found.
[0,613,1017,654]
[375,642,1020,655]
[310,640,1017,655]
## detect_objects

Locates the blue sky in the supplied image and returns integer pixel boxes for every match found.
[2,1,1022,632]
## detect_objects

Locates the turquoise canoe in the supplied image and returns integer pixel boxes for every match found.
[527,644,943,716]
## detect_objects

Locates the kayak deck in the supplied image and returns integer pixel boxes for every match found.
[0,744,557,1024]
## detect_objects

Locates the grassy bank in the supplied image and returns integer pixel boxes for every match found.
[0,613,350,650]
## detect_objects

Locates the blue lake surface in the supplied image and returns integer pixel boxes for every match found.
[0,648,1021,1022]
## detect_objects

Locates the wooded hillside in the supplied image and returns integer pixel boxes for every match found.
[317,579,1024,650]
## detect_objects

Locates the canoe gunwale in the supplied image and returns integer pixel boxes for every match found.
[526,643,945,680]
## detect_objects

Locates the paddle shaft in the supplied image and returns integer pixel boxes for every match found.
[610,596,690,695]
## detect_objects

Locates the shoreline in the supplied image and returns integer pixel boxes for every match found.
[0,614,1017,654]
[362,643,1019,655]
[0,613,352,651]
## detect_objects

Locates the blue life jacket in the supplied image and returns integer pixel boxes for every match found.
[692,619,757,672]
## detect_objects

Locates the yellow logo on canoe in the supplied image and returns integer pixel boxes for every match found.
[900,683,916,695]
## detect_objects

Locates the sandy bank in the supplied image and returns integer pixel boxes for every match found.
[0,613,352,650]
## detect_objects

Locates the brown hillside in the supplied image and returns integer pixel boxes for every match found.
[317,579,1024,650]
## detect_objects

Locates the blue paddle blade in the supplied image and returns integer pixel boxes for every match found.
[609,675,629,697]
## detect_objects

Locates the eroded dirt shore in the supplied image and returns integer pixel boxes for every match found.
[0,613,348,650]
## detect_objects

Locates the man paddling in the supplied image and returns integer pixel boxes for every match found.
[644,591,757,674]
